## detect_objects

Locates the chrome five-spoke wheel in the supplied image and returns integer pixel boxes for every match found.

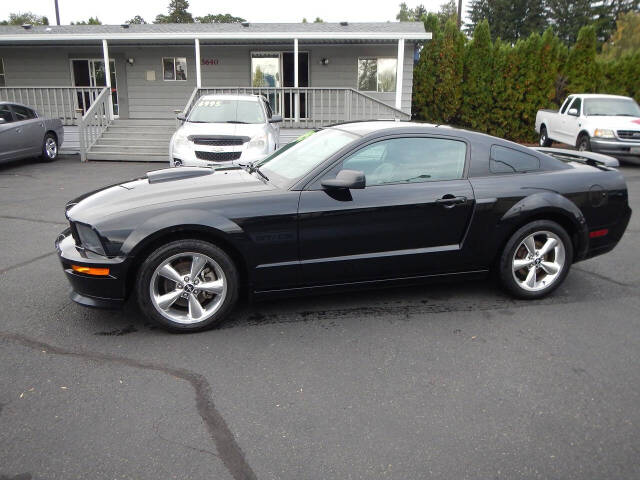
[512,231,565,292]
[150,252,227,324]
[46,137,57,158]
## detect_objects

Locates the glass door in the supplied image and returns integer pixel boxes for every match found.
[251,53,281,116]
[282,52,309,119]
[72,59,118,116]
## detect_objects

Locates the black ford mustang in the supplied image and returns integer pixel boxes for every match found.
[56,122,631,332]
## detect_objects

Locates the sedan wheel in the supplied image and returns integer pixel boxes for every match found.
[40,133,58,162]
[499,220,572,299]
[137,240,238,332]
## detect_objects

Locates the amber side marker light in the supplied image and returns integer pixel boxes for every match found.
[589,229,609,239]
[71,265,110,276]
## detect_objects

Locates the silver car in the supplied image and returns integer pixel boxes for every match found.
[170,94,282,167]
[0,101,64,164]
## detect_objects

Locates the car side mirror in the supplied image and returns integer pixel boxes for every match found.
[568,108,579,117]
[269,114,283,123]
[321,169,366,190]
[176,113,186,122]
[0,118,6,124]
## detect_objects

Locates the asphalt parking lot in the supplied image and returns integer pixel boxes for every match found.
[1,155,639,480]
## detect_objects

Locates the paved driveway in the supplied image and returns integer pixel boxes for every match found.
[1,156,639,480]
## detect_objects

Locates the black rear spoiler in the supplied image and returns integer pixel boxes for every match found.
[532,147,619,168]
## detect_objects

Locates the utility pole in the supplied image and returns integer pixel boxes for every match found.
[54,0,61,25]
[457,0,462,29]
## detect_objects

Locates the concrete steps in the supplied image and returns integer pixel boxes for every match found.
[87,118,175,162]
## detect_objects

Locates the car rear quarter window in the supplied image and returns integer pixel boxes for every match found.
[490,145,540,174]
[0,104,13,123]
[11,104,36,121]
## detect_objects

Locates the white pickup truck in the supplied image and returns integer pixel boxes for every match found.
[535,94,640,162]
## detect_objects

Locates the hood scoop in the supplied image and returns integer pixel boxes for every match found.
[147,167,213,184]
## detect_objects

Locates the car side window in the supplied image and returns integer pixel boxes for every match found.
[0,104,13,123]
[569,97,581,115]
[11,104,36,121]
[490,145,540,174]
[341,137,467,186]
[560,96,573,114]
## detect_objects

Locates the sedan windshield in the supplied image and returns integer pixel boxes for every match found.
[583,98,640,117]
[257,129,357,186]
[188,99,265,124]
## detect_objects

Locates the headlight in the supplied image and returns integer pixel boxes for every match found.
[247,134,267,151]
[75,223,106,256]
[172,131,191,150]
[594,129,615,138]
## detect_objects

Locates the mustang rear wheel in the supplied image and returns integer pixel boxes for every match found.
[136,239,239,332]
[499,220,573,299]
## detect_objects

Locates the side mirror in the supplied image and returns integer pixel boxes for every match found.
[176,113,187,122]
[568,108,579,117]
[269,114,283,123]
[0,118,6,124]
[321,169,366,190]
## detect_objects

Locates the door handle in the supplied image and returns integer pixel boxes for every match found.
[436,195,467,208]
[15,128,22,133]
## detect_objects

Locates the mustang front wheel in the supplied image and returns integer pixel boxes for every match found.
[136,239,238,332]
[499,220,572,299]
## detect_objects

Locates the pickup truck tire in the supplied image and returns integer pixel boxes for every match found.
[40,132,58,162]
[539,126,552,147]
[577,133,591,152]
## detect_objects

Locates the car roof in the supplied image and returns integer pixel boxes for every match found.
[0,101,34,109]
[198,94,262,102]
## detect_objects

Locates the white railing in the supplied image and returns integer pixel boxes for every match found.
[78,87,112,162]
[0,87,104,126]
[181,87,410,128]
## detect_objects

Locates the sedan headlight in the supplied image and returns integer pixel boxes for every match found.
[75,222,106,256]
[594,129,615,138]
[247,134,267,151]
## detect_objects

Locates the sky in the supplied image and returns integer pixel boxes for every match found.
[0,0,470,25]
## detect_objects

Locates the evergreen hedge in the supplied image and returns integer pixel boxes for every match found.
[412,23,640,143]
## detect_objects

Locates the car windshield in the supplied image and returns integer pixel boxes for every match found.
[188,99,265,124]
[257,129,358,186]
[583,98,640,117]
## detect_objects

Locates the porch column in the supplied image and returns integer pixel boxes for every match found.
[102,39,114,119]
[395,38,405,111]
[294,38,300,123]
[194,38,202,88]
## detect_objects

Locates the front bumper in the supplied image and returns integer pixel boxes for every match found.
[55,229,129,308]
[590,138,640,157]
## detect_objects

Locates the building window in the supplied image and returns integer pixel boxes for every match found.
[163,57,187,81]
[357,58,397,93]
[0,58,5,86]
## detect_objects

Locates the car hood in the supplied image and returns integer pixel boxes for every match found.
[176,121,267,138]
[66,166,275,225]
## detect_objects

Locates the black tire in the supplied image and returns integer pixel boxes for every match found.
[539,125,552,147]
[136,239,239,332]
[577,133,591,152]
[40,132,58,162]
[499,220,573,300]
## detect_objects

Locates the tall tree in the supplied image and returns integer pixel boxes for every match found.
[546,0,594,44]
[460,19,493,131]
[601,11,640,57]
[466,0,547,42]
[0,12,49,25]
[126,15,147,24]
[155,0,194,23]
[594,1,640,47]
[565,25,599,92]
[196,14,246,23]
[396,3,428,21]
[412,13,441,120]
[71,17,102,25]
[431,19,465,123]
